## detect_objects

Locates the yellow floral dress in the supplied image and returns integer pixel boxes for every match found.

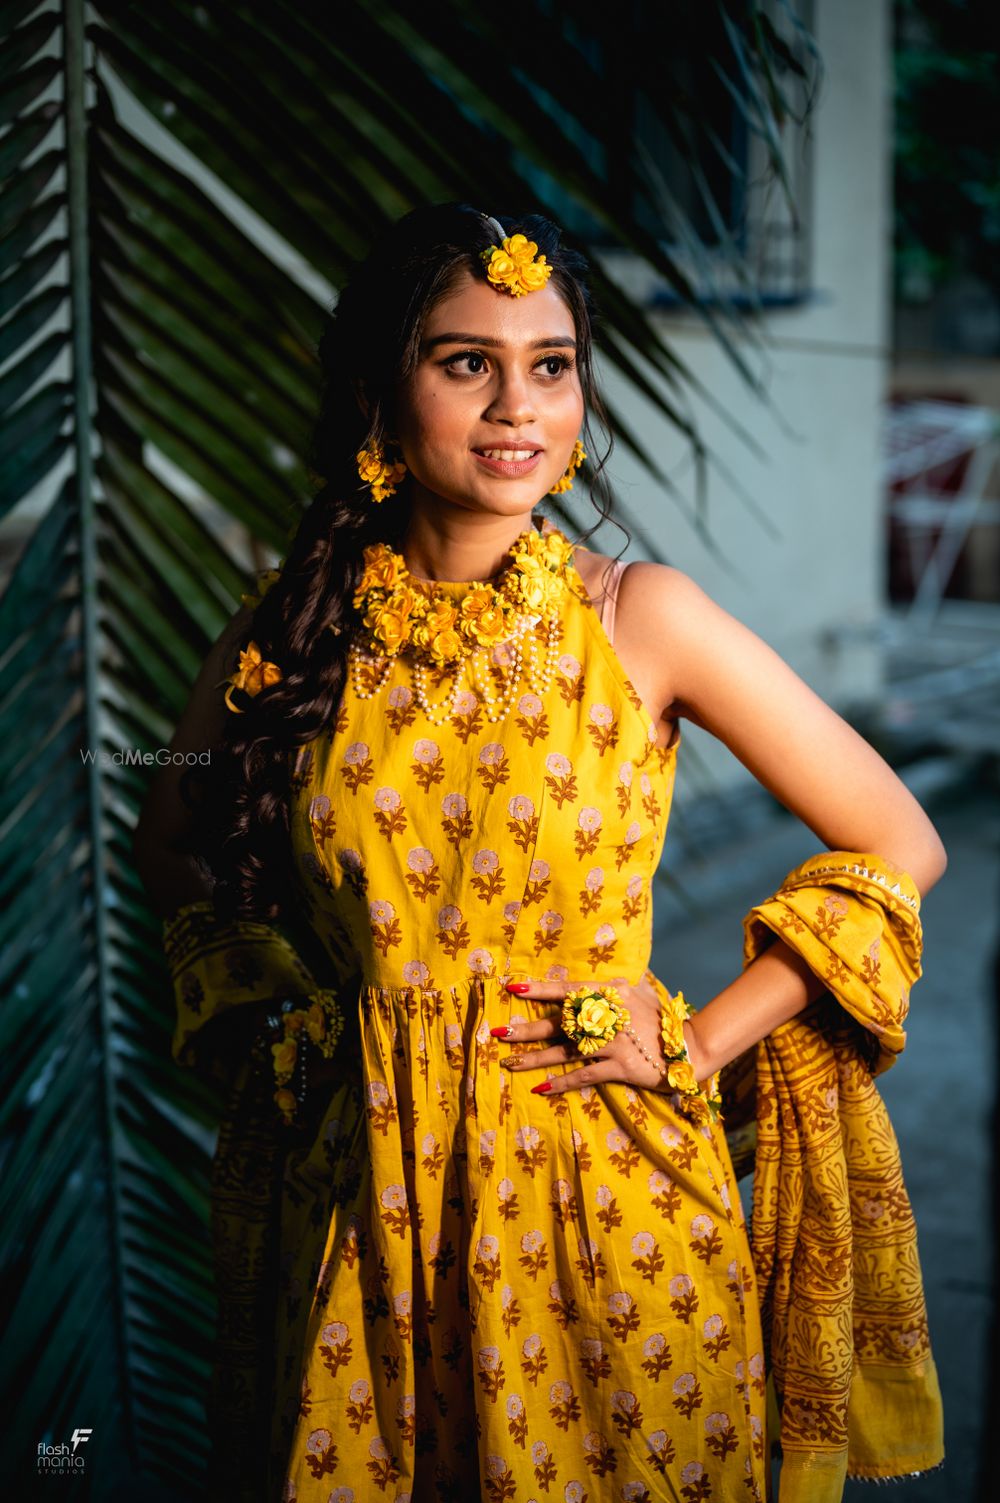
[271,545,769,1502]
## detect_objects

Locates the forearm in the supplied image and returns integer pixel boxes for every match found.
[682,935,827,1082]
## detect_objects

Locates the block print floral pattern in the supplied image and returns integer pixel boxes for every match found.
[274,559,768,1500]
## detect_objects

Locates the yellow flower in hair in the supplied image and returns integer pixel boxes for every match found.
[223,641,282,712]
[240,566,281,609]
[520,259,552,293]
[506,233,547,271]
[481,233,553,297]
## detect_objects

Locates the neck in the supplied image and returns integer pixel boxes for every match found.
[400,500,540,583]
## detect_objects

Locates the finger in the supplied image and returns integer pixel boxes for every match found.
[501,1043,584,1071]
[533,1057,620,1095]
[490,1016,561,1043]
[502,980,568,1001]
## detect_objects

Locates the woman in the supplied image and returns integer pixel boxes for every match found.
[134,204,946,1503]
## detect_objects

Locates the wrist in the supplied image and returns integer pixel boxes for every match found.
[655,992,724,1126]
[682,1018,714,1085]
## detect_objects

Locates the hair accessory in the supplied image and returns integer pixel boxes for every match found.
[561,985,629,1055]
[548,437,587,495]
[480,232,553,297]
[482,213,507,243]
[222,641,282,713]
[357,441,407,503]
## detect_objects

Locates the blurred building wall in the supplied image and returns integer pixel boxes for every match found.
[594,0,892,802]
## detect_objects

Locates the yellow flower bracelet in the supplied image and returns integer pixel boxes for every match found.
[561,985,629,1055]
[659,989,723,1126]
[254,989,345,1126]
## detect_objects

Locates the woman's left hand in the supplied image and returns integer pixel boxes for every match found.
[492,976,703,1095]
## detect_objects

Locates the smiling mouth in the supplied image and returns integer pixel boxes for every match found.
[472,447,543,461]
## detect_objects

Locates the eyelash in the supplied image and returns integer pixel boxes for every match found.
[443,351,575,379]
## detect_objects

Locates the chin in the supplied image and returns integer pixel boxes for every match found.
[451,488,547,518]
[485,494,550,520]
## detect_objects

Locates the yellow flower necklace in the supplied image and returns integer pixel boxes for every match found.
[349,524,576,727]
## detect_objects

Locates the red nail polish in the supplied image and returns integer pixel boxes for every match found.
[531,1081,552,1094]
[490,1026,513,1039]
[505,982,531,994]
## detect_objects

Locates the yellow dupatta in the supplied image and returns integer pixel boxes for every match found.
[738,851,945,1499]
[161,898,334,1501]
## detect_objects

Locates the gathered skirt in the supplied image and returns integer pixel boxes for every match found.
[267,974,769,1502]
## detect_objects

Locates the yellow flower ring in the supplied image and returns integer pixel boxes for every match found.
[480,234,553,297]
[561,985,629,1056]
[223,640,283,713]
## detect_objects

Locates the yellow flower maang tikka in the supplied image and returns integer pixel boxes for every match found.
[548,437,586,494]
[357,441,407,503]
[480,232,553,298]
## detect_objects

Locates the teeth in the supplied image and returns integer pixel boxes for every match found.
[480,449,537,461]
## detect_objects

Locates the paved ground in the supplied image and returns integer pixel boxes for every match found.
[651,776,999,1502]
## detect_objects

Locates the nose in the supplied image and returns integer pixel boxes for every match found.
[483,369,537,428]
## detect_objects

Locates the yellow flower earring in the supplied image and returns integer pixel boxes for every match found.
[356,439,407,503]
[548,438,587,495]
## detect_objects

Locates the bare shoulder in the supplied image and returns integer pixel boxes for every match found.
[575,550,713,713]
[574,548,706,618]
[613,559,710,619]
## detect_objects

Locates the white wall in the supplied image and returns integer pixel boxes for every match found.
[586,0,892,801]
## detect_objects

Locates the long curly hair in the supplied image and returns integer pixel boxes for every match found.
[191,201,622,922]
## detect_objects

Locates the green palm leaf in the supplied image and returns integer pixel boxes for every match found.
[0,1,816,1494]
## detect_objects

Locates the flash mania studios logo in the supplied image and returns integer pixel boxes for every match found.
[37,1429,92,1475]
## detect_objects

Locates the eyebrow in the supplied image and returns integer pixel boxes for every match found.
[421,332,578,352]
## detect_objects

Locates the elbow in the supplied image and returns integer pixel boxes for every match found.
[913,826,948,898]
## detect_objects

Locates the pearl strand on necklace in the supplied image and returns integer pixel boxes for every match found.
[347,608,563,726]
